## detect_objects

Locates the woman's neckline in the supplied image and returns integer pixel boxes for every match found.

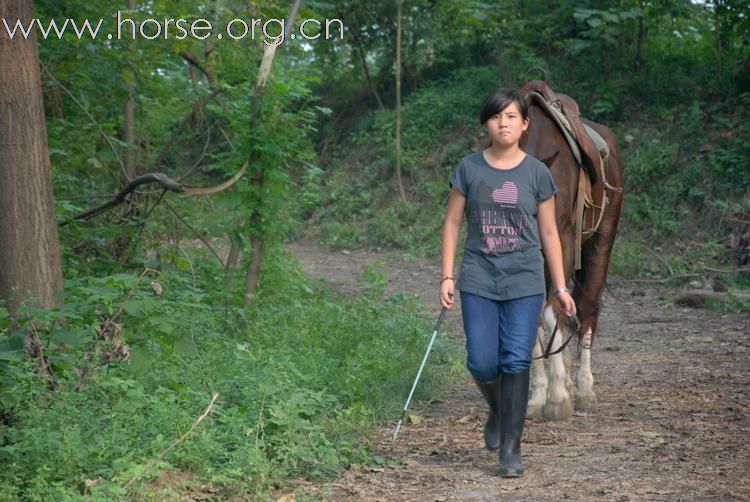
[481,150,527,171]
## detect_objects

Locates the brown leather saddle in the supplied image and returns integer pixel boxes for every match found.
[521,78,615,269]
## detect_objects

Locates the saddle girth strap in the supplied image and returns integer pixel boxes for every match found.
[576,170,587,270]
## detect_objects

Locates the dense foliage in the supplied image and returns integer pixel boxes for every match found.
[0,251,453,499]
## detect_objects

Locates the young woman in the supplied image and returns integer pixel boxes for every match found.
[439,88,576,477]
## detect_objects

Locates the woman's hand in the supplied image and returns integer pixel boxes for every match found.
[440,278,455,309]
[441,189,464,310]
[553,290,576,317]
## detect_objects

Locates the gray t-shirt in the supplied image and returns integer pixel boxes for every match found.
[450,151,557,301]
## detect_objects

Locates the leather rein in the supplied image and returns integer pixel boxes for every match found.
[535,312,581,359]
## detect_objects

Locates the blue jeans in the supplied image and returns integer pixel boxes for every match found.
[460,291,544,381]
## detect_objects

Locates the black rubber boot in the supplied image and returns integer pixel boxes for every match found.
[498,369,530,477]
[473,377,502,450]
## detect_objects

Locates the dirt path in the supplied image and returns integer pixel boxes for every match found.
[288,243,750,502]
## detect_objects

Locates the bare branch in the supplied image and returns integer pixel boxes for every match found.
[177,123,213,182]
[61,173,183,225]
[163,199,225,267]
[60,164,249,226]
[153,88,224,168]
[180,51,217,87]
[182,161,248,196]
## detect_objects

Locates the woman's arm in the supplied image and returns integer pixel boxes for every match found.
[537,197,576,316]
[440,188,466,309]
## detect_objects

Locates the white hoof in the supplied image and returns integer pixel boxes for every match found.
[543,394,574,421]
[575,330,596,413]
[575,391,597,412]
[527,397,545,419]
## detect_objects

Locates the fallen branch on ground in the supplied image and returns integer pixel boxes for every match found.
[674,289,750,308]
[122,392,220,491]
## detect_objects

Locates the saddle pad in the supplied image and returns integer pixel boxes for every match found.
[583,124,609,159]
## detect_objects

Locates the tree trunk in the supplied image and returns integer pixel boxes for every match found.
[225,231,242,272]
[394,0,406,202]
[242,0,303,308]
[634,2,645,70]
[243,168,266,310]
[124,94,136,177]
[223,230,241,295]
[123,0,137,182]
[351,13,385,110]
[0,0,64,315]
[243,235,265,308]
[714,0,724,76]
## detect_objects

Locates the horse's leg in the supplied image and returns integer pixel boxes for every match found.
[527,325,547,419]
[573,210,622,412]
[575,327,596,411]
[542,305,574,421]
[573,248,608,414]
[573,128,624,413]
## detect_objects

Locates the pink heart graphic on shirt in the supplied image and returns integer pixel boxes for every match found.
[492,182,518,207]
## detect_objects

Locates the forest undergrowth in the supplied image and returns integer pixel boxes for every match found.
[0,246,455,500]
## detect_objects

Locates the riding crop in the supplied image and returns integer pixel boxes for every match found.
[392,306,447,441]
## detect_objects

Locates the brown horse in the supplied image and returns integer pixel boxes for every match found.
[520,86,625,420]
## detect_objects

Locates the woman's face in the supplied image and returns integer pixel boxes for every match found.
[484,101,529,148]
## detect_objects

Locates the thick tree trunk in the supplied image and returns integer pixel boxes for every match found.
[0,0,64,314]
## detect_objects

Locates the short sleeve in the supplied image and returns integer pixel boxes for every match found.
[449,160,468,195]
[536,163,557,202]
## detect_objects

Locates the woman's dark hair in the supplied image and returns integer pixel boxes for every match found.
[479,88,528,125]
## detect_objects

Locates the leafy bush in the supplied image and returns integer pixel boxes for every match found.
[0,250,454,499]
